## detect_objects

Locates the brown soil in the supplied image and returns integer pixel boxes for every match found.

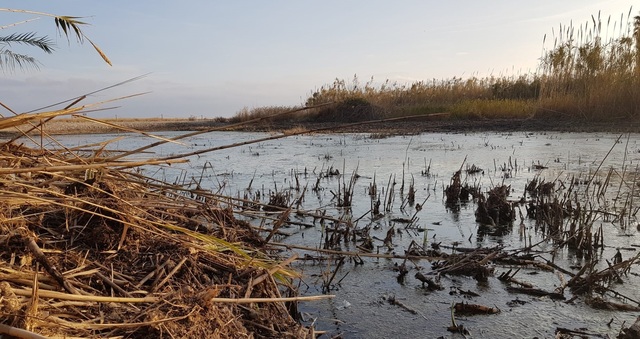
[235,117,640,134]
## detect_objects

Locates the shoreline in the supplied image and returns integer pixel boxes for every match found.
[2,116,639,138]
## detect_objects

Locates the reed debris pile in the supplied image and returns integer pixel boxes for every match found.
[0,116,320,338]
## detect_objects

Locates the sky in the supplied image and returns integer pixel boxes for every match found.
[1,1,637,118]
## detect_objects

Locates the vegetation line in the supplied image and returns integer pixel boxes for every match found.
[230,10,640,126]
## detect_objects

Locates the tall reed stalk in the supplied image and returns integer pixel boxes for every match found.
[538,8,640,119]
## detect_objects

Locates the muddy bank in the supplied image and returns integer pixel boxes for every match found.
[2,116,639,137]
[249,117,640,134]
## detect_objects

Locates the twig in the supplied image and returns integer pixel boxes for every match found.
[47,308,197,330]
[387,295,428,320]
[264,208,291,243]
[11,287,158,303]
[152,257,188,292]
[203,295,334,304]
[95,271,133,298]
[585,134,622,192]
[136,258,170,288]
[249,254,297,290]
[156,112,450,162]
[23,234,78,295]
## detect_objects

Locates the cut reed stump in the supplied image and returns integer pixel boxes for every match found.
[475,185,514,226]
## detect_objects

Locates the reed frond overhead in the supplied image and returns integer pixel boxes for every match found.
[0,48,39,70]
[0,8,112,68]
[0,32,54,53]
[54,15,88,43]
[52,14,112,66]
[0,33,54,71]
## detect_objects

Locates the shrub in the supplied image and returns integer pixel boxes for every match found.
[306,97,380,123]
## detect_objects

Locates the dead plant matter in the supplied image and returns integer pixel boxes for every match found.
[0,112,326,338]
[475,185,514,226]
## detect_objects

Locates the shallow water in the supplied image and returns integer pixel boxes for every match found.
[37,130,640,338]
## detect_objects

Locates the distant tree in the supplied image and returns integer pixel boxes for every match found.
[0,8,111,71]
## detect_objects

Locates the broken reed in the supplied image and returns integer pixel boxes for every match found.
[230,9,640,124]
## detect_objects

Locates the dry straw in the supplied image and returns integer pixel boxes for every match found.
[0,98,331,338]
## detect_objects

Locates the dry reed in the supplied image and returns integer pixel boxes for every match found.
[0,105,330,338]
[230,9,640,125]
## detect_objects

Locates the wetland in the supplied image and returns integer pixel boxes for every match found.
[42,129,640,338]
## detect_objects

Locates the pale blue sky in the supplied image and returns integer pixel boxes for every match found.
[1,1,636,118]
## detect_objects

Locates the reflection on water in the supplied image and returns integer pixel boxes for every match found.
[37,130,640,338]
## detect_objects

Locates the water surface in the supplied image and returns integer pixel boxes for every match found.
[38,130,640,338]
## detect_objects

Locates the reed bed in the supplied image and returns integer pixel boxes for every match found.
[0,107,327,338]
[538,9,640,119]
[232,9,640,125]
